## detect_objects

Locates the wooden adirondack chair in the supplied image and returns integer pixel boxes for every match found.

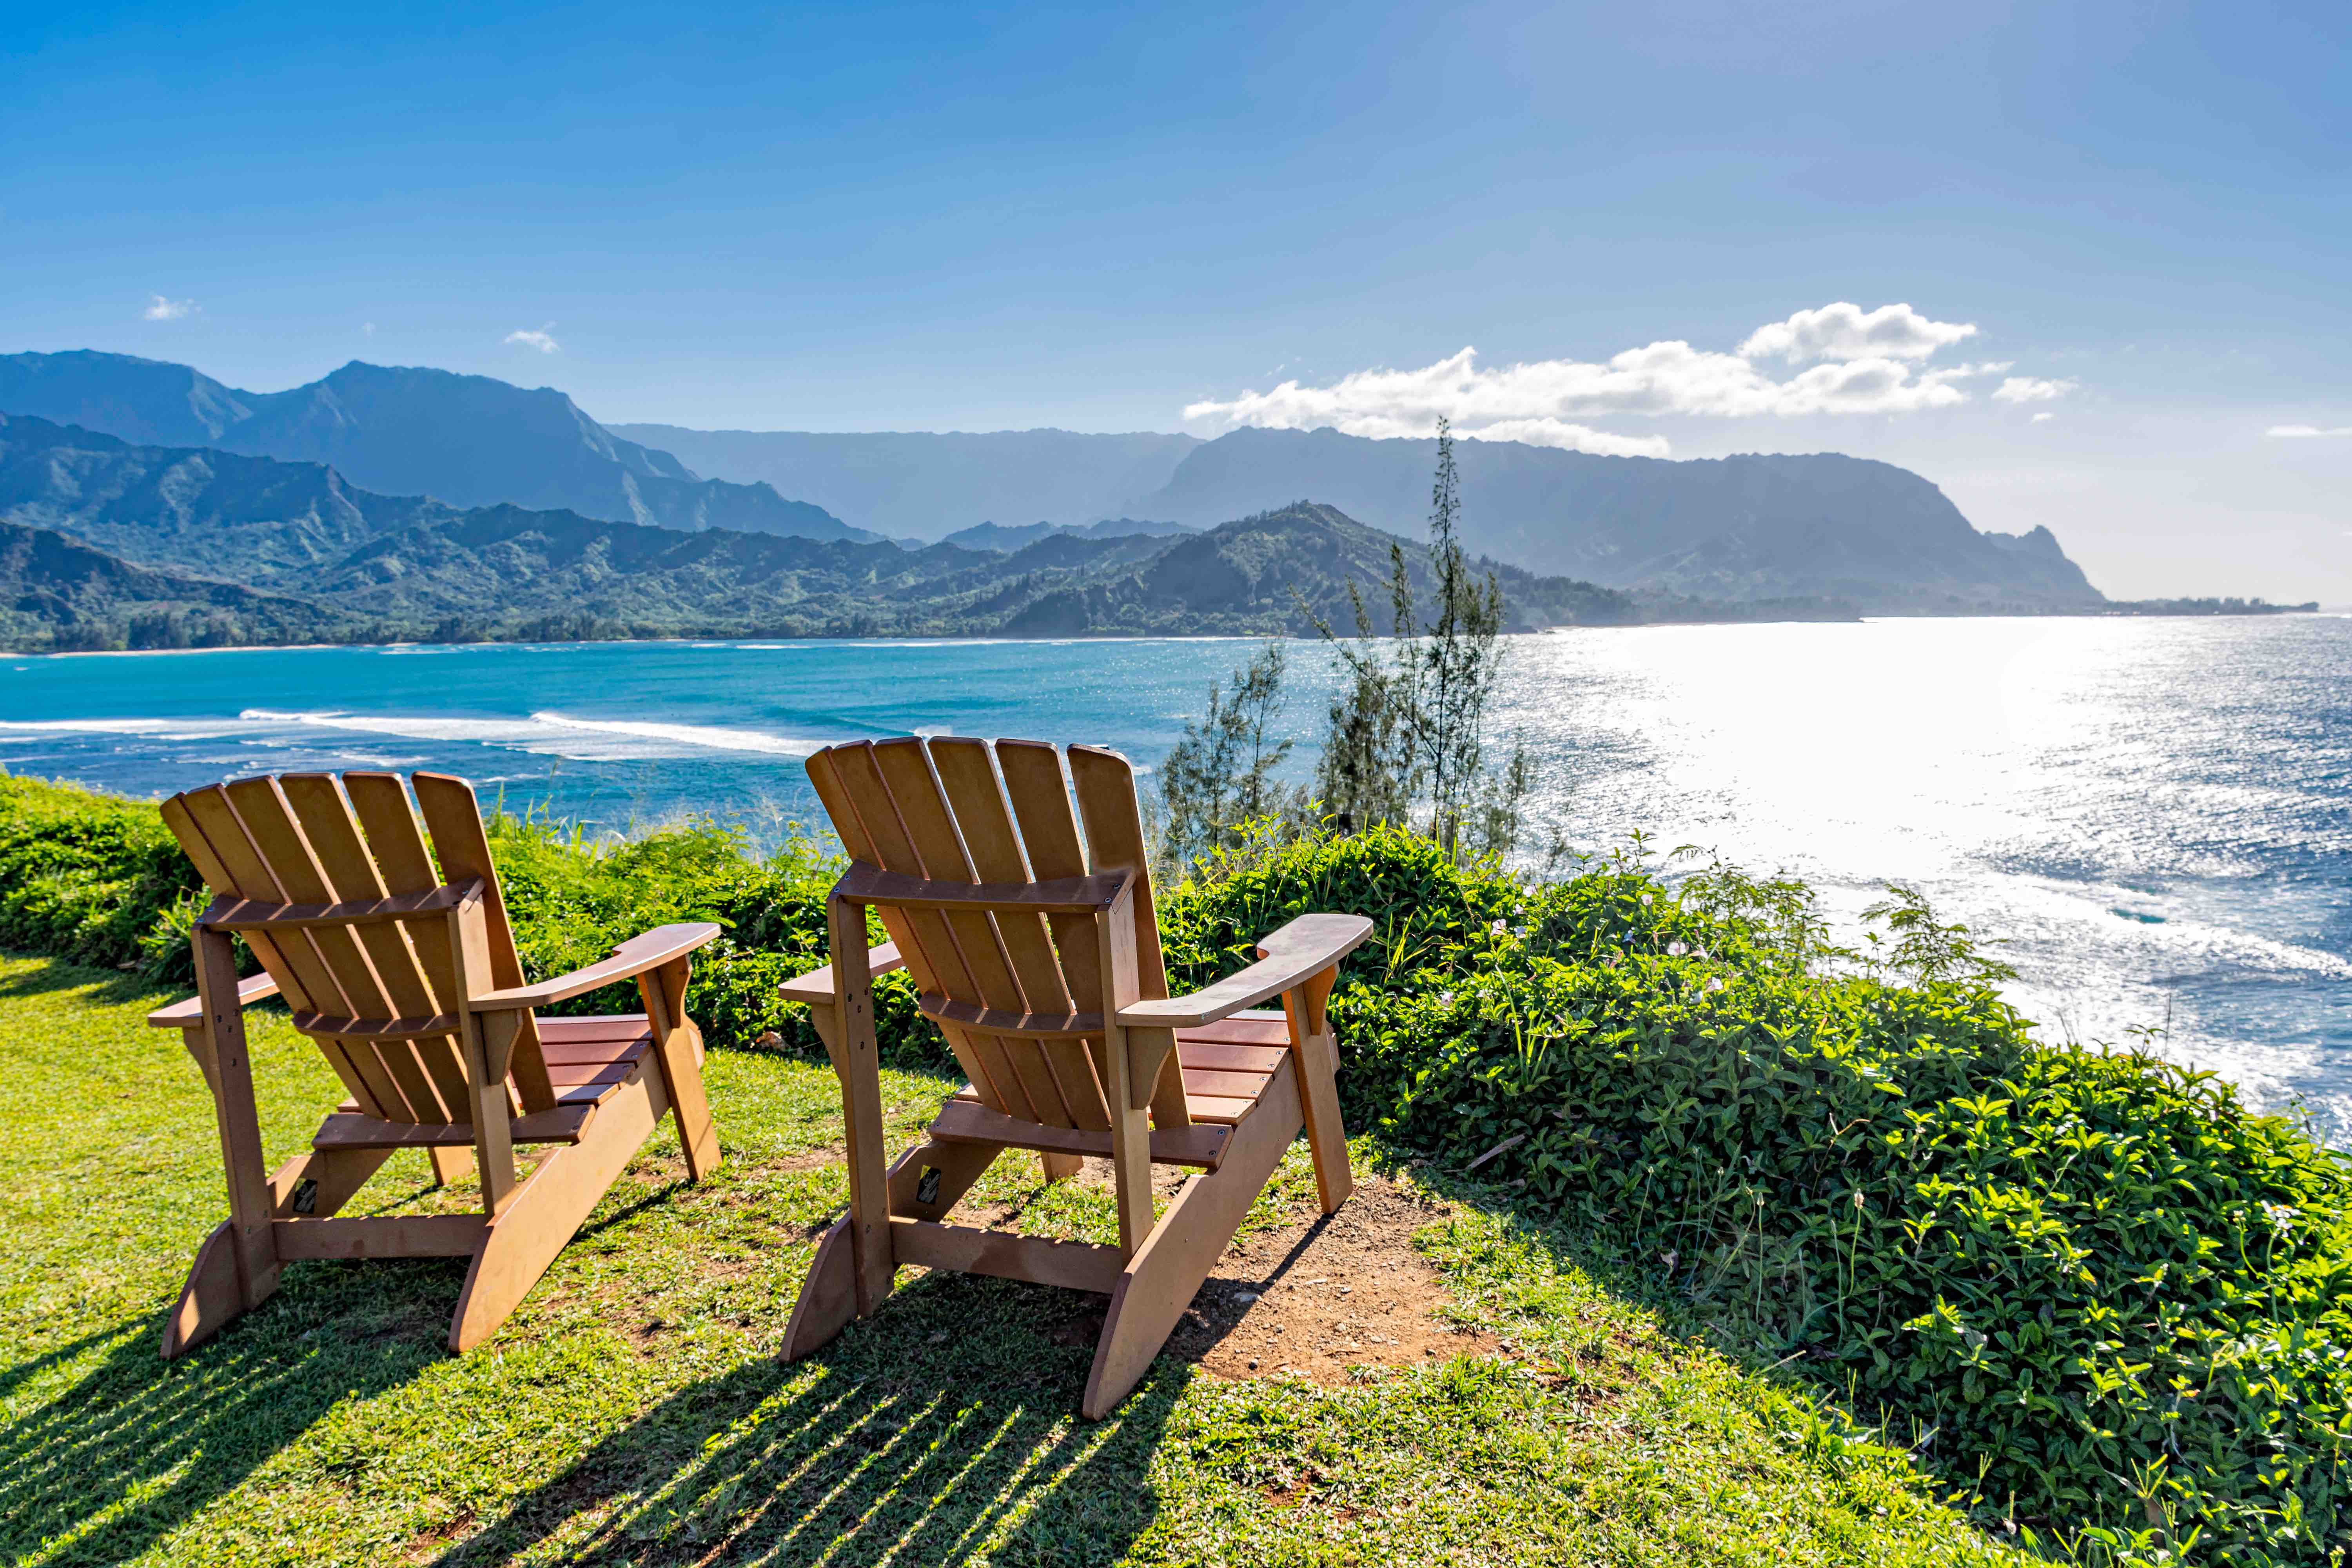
[145,770,723,1359]
[777,737,1370,1417]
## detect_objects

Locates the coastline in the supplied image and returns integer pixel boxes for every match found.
[4,600,2326,659]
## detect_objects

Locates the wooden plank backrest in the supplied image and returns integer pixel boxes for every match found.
[805,737,1189,1130]
[158,771,555,1124]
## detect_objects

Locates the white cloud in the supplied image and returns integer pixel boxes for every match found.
[1736,301,1977,363]
[2269,424,2352,438]
[2031,412,2054,423]
[143,294,196,321]
[505,325,560,354]
[1181,302,2048,455]
[362,321,377,336]
[1991,376,2078,403]
[1465,418,1671,458]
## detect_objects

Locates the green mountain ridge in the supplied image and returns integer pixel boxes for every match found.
[0,351,876,544]
[0,416,1693,650]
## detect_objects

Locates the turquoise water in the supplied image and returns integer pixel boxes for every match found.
[5,619,2348,1139]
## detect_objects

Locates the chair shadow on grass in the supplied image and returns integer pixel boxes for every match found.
[0,1265,452,1568]
[435,1267,1182,1568]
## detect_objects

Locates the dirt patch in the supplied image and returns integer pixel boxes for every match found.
[1161,1169,1497,1385]
[753,1142,1496,1386]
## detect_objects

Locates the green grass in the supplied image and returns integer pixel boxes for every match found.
[0,952,2025,1567]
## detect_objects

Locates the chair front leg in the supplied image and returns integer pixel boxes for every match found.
[1282,965,1354,1212]
[637,955,720,1180]
[829,894,896,1315]
[193,925,282,1307]
[165,926,285,1359]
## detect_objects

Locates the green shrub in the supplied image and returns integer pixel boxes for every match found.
[1167,828,2352,1567]
[479,812,931,1066]
[3,772,2347,1563]
[0,774,204,973]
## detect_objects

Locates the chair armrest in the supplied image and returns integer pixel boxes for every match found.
[1114,913,1372,1030]
[777,942,905,1005]
[145,972,281,1029]
[469,922,721,1011]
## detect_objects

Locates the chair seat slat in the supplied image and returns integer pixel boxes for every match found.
[1176,1041,1290,1074]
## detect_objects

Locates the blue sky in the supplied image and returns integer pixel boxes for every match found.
[3,0,2347,597]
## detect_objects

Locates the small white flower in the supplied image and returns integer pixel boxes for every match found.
[1706,977,1725,994]
[1667,941,1688,956]
[2262,1202,2297,1236]
[1491,920,1508,936]
[1437,991,1456,1005]
[1639,893,1653,906]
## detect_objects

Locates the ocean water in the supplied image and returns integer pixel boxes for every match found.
[5,618,2347,1140]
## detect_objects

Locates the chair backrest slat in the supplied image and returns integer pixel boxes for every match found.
[162,771,554,1127]
[931,739,1110,1132]
[172,786,350,1016]
[341,773,466,1008]
[808,737,1184,1131]
[810,744,1026,1112]
[281,774,475,1123]
[225,777,450,1123]
[1067,746,1189,1129]
[412,773,555,1113]
[931,739,1071,1012]
[869,739,1086,1129]
[163,785,397,1116]
[840,739,1055,1122]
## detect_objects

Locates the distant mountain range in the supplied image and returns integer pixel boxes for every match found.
[0,415,1686,650]
[1129,427,2100,609]
[0,347,2107,613]
[939,517,1196,552]
[607,424,1203,543]
[619,417,2100,610]
[0,351,878,543]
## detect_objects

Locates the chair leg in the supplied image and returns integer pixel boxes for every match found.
[428,1147,475,1186]
[1082,1060,1307,1419]
[165,926,282,1362]
[448,1068,660,1352]
[783,1137,1006,1364]
[162,1221,246,1359]
[641,957,721,1181]
[1038,1152,1085,1183]
[781,1214,858,1362]
[1284,974,1354,1213]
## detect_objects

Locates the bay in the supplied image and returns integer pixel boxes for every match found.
[4,617,2347,1140]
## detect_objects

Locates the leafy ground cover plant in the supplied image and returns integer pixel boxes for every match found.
[1167,826,2352,1566]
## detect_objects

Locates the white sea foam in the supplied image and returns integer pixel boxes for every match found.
[524,713,823,757]
[0,717,229,735]
[227,708,822,762]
